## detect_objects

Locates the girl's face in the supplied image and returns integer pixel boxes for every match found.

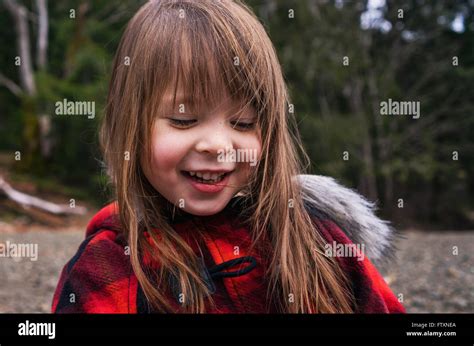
[142,90,261,216]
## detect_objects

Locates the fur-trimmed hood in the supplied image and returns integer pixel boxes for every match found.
[298,174,398,267]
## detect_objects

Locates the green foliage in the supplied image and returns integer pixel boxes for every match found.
[0,0,472,228]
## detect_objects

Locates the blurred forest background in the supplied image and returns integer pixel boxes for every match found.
[0,0,473,230]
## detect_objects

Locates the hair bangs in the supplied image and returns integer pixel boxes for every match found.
[145,1,266,119]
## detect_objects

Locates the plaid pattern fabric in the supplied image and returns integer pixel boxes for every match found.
[52,201,405,313]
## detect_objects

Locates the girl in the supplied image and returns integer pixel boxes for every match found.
[52,0,405,314]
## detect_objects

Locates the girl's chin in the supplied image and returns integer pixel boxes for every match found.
[183,199,230,216]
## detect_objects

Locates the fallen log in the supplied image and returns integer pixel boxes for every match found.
[3,199,65,227]
[0,176,87,215]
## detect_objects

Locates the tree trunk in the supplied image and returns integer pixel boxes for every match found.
[3,0,53,168]
[35,0,48,69]
[349,78,378,202]
[4,0,36,95]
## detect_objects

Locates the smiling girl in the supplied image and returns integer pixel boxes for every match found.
[52,0,405,314]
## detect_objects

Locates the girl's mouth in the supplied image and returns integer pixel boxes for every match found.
[181,170,230,184]
[181,170,233,193]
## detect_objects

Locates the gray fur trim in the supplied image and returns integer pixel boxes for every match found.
[297,174,398,267]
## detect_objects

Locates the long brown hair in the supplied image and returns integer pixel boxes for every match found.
[100,0,354,313]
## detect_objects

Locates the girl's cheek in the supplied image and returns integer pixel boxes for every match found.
[151,128,188,171]
[243,133,262,161]
[237,133,262,180]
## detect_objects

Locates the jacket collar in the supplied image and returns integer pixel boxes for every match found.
[86,175,398,267]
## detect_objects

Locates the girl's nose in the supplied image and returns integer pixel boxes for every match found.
[195,127,233,156]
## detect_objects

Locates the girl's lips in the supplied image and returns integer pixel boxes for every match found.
[181,171,232,193]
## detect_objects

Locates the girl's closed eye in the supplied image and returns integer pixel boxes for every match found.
[230,119,256,131]
[167,117,197,128]
[167,116,256,131]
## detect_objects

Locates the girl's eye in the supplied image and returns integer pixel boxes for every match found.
[231,121,256,131]
[168,118,197,128]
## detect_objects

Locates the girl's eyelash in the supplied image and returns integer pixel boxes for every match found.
[168,118,255,130]
[231,121,255,130]
[168,118,196,127]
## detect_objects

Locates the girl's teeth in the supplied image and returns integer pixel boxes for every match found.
[187,171,226,183]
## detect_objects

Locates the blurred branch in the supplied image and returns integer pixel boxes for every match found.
[0,176,87,215]
[0,72,22,96]
[102,2,131,25]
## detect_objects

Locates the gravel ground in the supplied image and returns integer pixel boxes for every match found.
[382,230,474,313]
[0,228,472,313]
[0,229,84,313]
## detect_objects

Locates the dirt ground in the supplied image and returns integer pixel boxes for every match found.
[381,229,474,313]
[0,227,472,313]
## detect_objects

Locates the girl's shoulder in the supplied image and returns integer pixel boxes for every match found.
[52,202,135,313]
[299,175,405,313]
[84,201,121,237]
[299,174,399,268]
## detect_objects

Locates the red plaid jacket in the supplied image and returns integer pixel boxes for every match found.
[52,198,405,313]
